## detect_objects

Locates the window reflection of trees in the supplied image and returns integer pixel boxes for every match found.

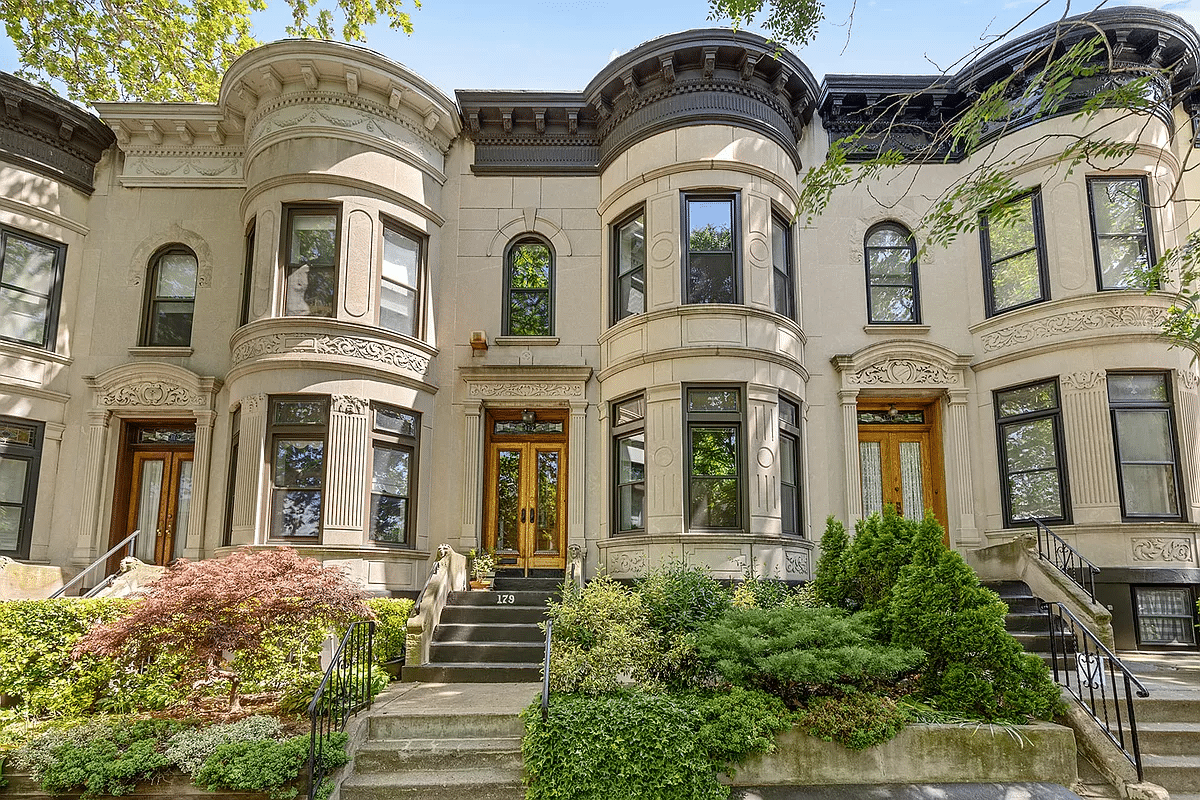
[996,379,1066,525]
[506,241,552,335]
[496,450,521,551]
[536,452,558,552]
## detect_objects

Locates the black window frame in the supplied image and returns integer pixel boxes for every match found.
[864,221,921,324]
[682,193,741,305]
[979,189,1050,317]
[1131,585,1198,649]
[1108,371,1185,521]
[379,217,426,339]
[779,395,803,538]
[222,406,240,548]
[772,211,796,320]
[684,385,746,532]
[369,403,420,547]
[267,395,330,541]
[239,219,255,327]
[1087,175,1156,291]
[0,224,67,351]
[502,234,555,336]
[994,377,1071,527]
[0,416,43,560]
[140,244,199,347]
[612,207,646,324]
[281,204,340,319]
[611,394,646,535]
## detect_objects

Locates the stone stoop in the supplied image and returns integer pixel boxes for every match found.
[338,711,525,800]
[1137,697,1200,797]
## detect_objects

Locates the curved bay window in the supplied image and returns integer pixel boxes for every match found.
[684,194,739,305]
[613,210,645,323]
[283,207,338,318]
[370,404,419,545]
[381,222,423,337]
[143,246,198,346]
[1108,373,1184,519]
[269,397,329,539]
[504,236,553,336]
[0,417,42,559]
[864,223,919,324]
[685,386,744,531]
[995,379,1069,526]
[779,396,802,537]
[612,395,645,534]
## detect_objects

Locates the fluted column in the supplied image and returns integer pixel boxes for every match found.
[460,401,483,551]
[73,410,111,564]
[748,383,779,535]
[323,395,370,545]
[839,389,861,522]
[946,389,979,546]
[568,400,588,554]
[1060,370,1119,524]
[183,410,215,559]
[231,393,267,545]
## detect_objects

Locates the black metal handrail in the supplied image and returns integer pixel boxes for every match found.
[1033,519,1100,602]
[307,620,375,800]
[540,617,553,721]
[1044,601,1149,780]
[50,529,141,598]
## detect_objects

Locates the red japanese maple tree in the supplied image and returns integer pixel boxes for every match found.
[74,547,369,710]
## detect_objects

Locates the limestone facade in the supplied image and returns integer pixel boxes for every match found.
[1,8,1199,650]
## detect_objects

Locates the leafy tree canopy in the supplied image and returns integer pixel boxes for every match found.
[1,0,418,103]
[708,0,824,48]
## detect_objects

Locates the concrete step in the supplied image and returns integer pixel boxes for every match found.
[1136,721,1200,756]
[434,623,546,643]
[369,711,525,741]
[1141,754,1200,793]
[439,605,548,625]
[401,663,542,683]
[985,580,1036,599]
[492,575,564,594]
[429,641,544,664]
[449,590,555,607]
[352,737,523,773]
[340,770,524,800]
[1002,597,1044,615]
[1005,612,1053,632]
[1134,697,1200,722]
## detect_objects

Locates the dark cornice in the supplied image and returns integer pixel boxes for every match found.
[0,73,115,194]
[457,29,820,176]
[820,6,1200,161]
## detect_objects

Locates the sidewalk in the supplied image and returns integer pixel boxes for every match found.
[370,681,541,717]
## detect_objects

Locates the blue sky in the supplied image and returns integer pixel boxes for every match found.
[1,0,1199,99]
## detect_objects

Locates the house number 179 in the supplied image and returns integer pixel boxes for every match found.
[497,593,516,604]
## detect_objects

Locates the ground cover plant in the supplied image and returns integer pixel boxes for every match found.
[529,510,1066,799]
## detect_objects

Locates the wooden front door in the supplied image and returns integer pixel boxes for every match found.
[483,410,567,573]
[857,400,948,531]
[110,423,195,566]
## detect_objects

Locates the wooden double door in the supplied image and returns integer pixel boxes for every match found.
[857,400,948,531]
[110,422,195,566]
[482,409,567,574]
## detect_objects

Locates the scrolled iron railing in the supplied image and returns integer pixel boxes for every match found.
[1044,601,1149,781]
[307,620,375,800]
[1033,519,1100,602]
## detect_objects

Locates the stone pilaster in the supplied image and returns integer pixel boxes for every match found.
[322,395,370,545]
[646,383,682,535]
[1060,370,1119,524]
[1175,369,1200,521]
[946,389,979,546]
[748,383,779,535]
[839,389,861,522]
[231,393,267,545]
[460,401,483,551]
[73,410,111,564]
[568,400,588,553]
[182,410,215,559]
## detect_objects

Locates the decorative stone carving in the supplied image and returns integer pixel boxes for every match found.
[128,224,216,288]
[981,306,1170,353]
[849,358,957,386]
[1062,371,1106,391]
[567,543,583,561]
[241,393,266,414]
[231,332,431,375]
[1131,538,1194,562]
[331,395,370,415]
[123,152,243,187]
[101,382,201,407]
[1179,370,1199,391]
[468,383,585,398]
[784,549,809,576]
[609,550,647,575]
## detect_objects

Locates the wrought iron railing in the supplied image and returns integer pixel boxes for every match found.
[540,617,553,721]
[50,530,141,598]
[307,620,375,800]
[1044,601,1149,780]
[1033,519,1100,602]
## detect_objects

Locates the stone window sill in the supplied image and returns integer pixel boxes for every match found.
[128,346,195,357]
[863,325,930,335]
[493,336,559,347]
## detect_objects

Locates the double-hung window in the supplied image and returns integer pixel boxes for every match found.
[772,212,796,319]
[0,225,66,350]
[269,397,328,539]
[1088,177,1154,290]
[0,417,43,560]
[864,222,920,323]
[980,191,1049,316]
[370,405,419,545]
[995,379,1069,526]
[503,237,553,335]
[612,395,645,534]
[142,246,198,347]
[381,222,423,337]
[239,221,255,327]
[1108,373,1183,519]
[779,396,803,537]
[283,207,338,318]
[222,408,240,548]
[685,387,743,530]
[684,194,739,304]
[613,210,645,323]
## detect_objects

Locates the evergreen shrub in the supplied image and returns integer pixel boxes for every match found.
[811,516,849,607]
[795,692,908,751]
[365,597,414,665]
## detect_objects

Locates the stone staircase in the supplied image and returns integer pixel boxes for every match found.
[985,580,1060,659]
[401,575,560,683]
[1136,692,1200,800]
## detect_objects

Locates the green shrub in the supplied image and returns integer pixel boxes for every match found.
[839,506,924,617]
[693,606,924,706]
[194,731,347,800]
[164,715,283,776]
[730,571,793,610]
[796,693,908,750]
[366,597,414,665]
[686,688,793,768]
[638,561,730,635]
[34,718,185,799]
[547,575,665,693]
[889,519,1064,722]
[811,516,849,607]
[232,619,329,696]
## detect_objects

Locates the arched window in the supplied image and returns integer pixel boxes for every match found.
[503,236,553,336]
[864,223,919,324]
[142,245,198,346]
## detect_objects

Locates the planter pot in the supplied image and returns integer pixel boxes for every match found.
[469,579,492,590]
[381,658,405,680]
